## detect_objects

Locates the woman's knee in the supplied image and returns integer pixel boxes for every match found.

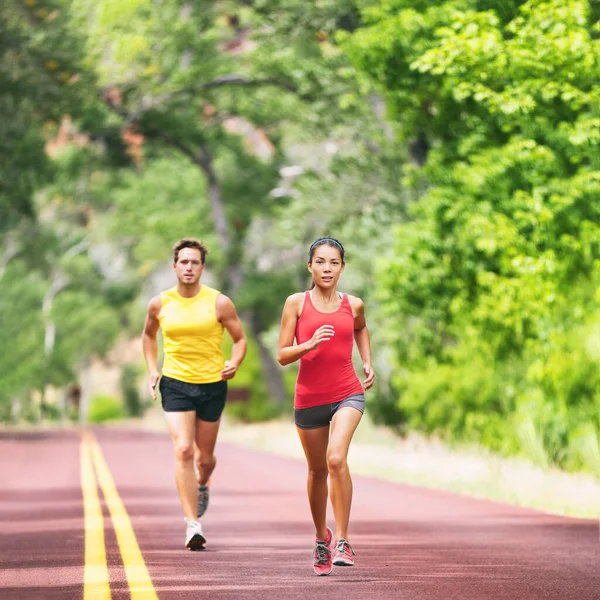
[308,465,328,482]
[327,452,347,475]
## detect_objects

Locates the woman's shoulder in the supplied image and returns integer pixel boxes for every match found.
[346,294,365,315]
[284,292,307,317]
[285,291,306,304]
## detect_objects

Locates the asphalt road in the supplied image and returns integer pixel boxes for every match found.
[0,427,598,599]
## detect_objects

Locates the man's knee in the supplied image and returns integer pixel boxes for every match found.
[174,441,194,463]
[196,452,216,472]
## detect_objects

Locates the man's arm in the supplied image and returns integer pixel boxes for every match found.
[142,295,161,399]
[216,294,247,380]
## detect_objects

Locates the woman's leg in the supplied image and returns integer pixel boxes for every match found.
[296,425,330,540]
[328,407,362,540]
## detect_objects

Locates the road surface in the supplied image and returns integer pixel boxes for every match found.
[0,427,598,599]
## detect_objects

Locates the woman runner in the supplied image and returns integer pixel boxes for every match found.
[277,237,375,575]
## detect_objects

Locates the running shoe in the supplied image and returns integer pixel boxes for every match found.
[313,526,333,576]
[197,483,210,518]
[184,518,206,551]
[332,538,355,566]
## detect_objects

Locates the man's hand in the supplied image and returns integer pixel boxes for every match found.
[220,360,239,380]
[363,364,375,391]
[148,372,160,399]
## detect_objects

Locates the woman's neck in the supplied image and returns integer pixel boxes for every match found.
[311,287,339,304]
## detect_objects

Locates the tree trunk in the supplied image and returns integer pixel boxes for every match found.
[11,397,21,424]
[78,355,92,426]
[247,312,287,404]
[193,143,286,403]
[0,234,19,279]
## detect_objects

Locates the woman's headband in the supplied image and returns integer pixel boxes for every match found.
[309,237,345,253]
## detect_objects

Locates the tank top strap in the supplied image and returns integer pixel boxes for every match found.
[302,290,349,314]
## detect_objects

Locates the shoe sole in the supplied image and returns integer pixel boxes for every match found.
[186,533,207,551]
[313,566,333,576]
[332,559,354,566]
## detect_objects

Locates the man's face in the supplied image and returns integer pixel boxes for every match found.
[174,247,204,286]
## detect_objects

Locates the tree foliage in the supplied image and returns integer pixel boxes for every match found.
[344,0,600,471]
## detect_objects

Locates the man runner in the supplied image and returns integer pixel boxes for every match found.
[142,238,247,549]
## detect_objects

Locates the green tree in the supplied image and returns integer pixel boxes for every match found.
[344,0,600,469]
[64,0,377,403]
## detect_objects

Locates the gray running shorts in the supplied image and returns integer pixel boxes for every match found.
[294,393,365,430]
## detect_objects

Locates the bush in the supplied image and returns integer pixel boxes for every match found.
[222,327,285,422]
[121,364,147,417]
[88,394,124,423]
[225,394,281,423]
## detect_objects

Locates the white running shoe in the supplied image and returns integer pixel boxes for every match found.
[185,518,206,551]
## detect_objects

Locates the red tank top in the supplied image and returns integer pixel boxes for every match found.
[294,291,363,409]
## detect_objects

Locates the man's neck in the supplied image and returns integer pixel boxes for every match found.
[177,283,201,298]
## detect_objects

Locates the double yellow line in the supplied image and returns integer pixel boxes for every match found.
[80,431,158,600]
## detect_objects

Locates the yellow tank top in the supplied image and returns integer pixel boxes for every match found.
[159,285,224,384]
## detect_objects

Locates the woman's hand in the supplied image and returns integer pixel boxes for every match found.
[307,325,335,351]
[363,364,375,390]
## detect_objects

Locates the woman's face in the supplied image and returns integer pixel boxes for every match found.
[308,244,344,289]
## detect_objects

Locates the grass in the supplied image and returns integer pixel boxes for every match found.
[216,411,600,520]
[126,406,600,520]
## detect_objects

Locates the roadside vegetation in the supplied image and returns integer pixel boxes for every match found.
[2,1,600,485]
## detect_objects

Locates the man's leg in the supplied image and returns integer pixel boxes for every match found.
[193,381,227,518]
[164,410,198,521]
[194,418,221,485]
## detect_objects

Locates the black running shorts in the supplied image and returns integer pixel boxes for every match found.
[159,375,227,422]
[294,393,365,430]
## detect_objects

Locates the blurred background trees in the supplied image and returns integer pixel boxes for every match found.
[2,0,599,477]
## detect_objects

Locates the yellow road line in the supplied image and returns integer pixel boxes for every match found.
[81,432,111,600]
[88,433,159,600]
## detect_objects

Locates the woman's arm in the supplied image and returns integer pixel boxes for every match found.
[277,293,335,366]
[351,296,375,390]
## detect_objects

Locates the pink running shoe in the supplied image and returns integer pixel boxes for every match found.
[333,538,355,566]
[313,526,333,576]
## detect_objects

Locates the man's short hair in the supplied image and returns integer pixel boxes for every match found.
[173,238,209,264]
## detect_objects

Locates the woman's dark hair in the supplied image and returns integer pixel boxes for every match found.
[308,237,345,289]
[308,237,345,264]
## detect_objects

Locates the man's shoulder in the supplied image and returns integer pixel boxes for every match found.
[156,286,177,304]
[203,285,222,297]
[147,294,162,316]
